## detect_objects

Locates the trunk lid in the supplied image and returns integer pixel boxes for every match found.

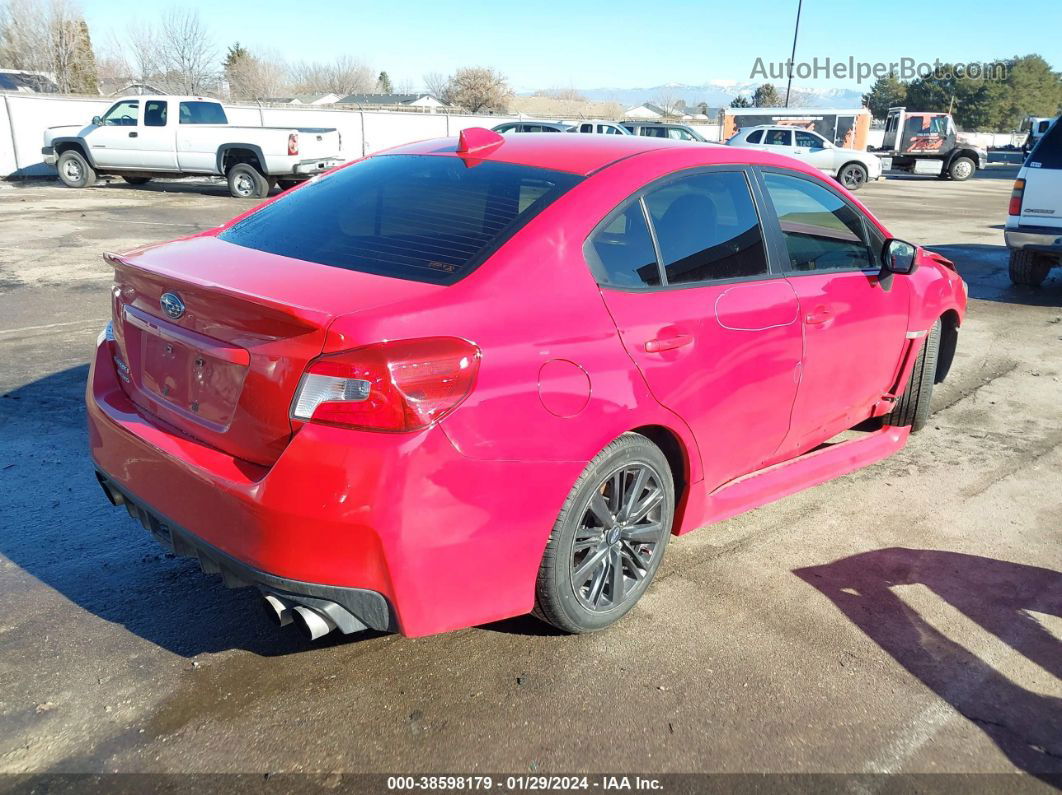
[108,234,442,465]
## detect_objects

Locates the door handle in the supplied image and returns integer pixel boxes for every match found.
[805,306,833,325]
[129,131,138,138]
[645,334,693,353]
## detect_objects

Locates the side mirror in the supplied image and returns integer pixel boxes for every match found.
[91,116,102,126]
[881,238,918,275]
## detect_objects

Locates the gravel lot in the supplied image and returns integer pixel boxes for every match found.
[0,168,1059,786]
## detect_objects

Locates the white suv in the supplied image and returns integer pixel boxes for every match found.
[1006,118,1062,286]
[726,125,882,191]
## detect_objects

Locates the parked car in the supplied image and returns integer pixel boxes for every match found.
[623,122,708,142]
[1006,117,1062,286]
[88,129,965,641]
[42,96,343,198]
[568,120,631,135]
[492,121,573,134]
[727,124,882,190]
[876,107,986,181]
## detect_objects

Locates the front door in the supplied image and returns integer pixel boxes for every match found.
[84,99,141,167]
[759,169,911,458]
[794,130,836,174]
[588,168,803,490]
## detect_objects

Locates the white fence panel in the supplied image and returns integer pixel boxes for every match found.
[3,94,109,176]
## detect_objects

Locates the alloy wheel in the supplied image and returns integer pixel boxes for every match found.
[569,463,667,612]
[842,166,865,189]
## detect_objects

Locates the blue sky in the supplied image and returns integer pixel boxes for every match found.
[82,0,1062,92]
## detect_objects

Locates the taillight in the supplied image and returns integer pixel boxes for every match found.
[287,133,298,156]
[291,337,480,432]
[1009,178,1025,216]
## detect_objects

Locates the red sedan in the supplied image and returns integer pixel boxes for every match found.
[88,129,967,639]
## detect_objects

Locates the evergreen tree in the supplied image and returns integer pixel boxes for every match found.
[752,83,781,107]
[862,73,907,120]
[376,70,392,93]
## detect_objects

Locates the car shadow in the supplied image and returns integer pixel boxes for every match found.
[884,166,1021,182]
[2,175,272,199]
[922,242,1062,306]
[0,365,381,658]
[794,548,1061,782]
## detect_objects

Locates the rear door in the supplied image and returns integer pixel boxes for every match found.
[1022,119,1062,230]
[590,168,803,489]
[758,169,910,457]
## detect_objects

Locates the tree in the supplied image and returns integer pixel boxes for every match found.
[289,55,373,96]
[752,83,781,107]
[730,94,752,108]
[0,0,98,93]
[1001,54,1062,129]
[423,71,449,102]
[376,70,392,93]
[442,66,510,113]
[156,7,217,94]
[224,44,287,101]
[862,72,907,120]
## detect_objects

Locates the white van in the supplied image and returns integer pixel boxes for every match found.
[1006,118,1062,285]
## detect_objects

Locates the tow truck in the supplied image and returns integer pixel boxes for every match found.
[876,107,987,181]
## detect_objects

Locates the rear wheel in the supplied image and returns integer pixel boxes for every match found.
[122,176,151,185]
[948,156,975,181]
[1008,249,1051,287]
[838,163,868,191]
[227,163,270,199]
[886,319,941,432]
[534,433,674,633]
[56,150,96,188]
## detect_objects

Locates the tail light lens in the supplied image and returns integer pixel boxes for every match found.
[1009,178,1025,216]
[292,337,480,432]
[287,133,298,156]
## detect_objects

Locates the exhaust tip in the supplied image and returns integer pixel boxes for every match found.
[262,594,293,627]
[292,605,337,641]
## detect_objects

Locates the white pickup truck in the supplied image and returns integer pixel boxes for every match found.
[42,95,344,198]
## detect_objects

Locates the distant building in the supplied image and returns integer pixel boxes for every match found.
[259,93,342,106]
[98,79,165,96]
[0,69,59,93]
[337,93,447,111]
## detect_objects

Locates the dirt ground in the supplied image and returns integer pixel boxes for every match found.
[0,168,1059,788]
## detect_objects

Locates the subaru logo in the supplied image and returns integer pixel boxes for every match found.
[160,292,185,320]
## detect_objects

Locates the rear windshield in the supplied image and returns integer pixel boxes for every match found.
[1029,119,1062,169]
[219,155,582,284]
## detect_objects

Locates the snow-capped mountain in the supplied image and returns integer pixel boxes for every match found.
[529,82,866,109]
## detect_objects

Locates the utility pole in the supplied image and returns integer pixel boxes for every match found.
[784,0,803,108]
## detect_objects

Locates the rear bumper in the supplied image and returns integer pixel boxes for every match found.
[1005,225,1062,255]
[87,338,582,637]
[292,157,342,176]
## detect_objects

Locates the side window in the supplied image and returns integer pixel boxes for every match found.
[580,123,593,133]
[179,101,228,124]
[763,172,872,273]
[763,129,792,146]
[585,202,661,288]
[795,130,822,148]
[144,100,167,127]
[643,171,768,284]
[644,127,667,138]
[746,129,763,144]
[667,128,692,140]
[101,100,139,126]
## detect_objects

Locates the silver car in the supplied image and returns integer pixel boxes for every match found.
[727,124,882,191]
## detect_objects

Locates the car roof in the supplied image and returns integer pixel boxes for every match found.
[380,131,809,176]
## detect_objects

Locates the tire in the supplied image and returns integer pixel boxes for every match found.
[227,163,269,199]
[1008,249,1051,287]
[838,162,868,191]
[886,319,941,432]
[122,176,151,185]
[534,433,674,633]
[56,150,96,188]
[948,156,975,181]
